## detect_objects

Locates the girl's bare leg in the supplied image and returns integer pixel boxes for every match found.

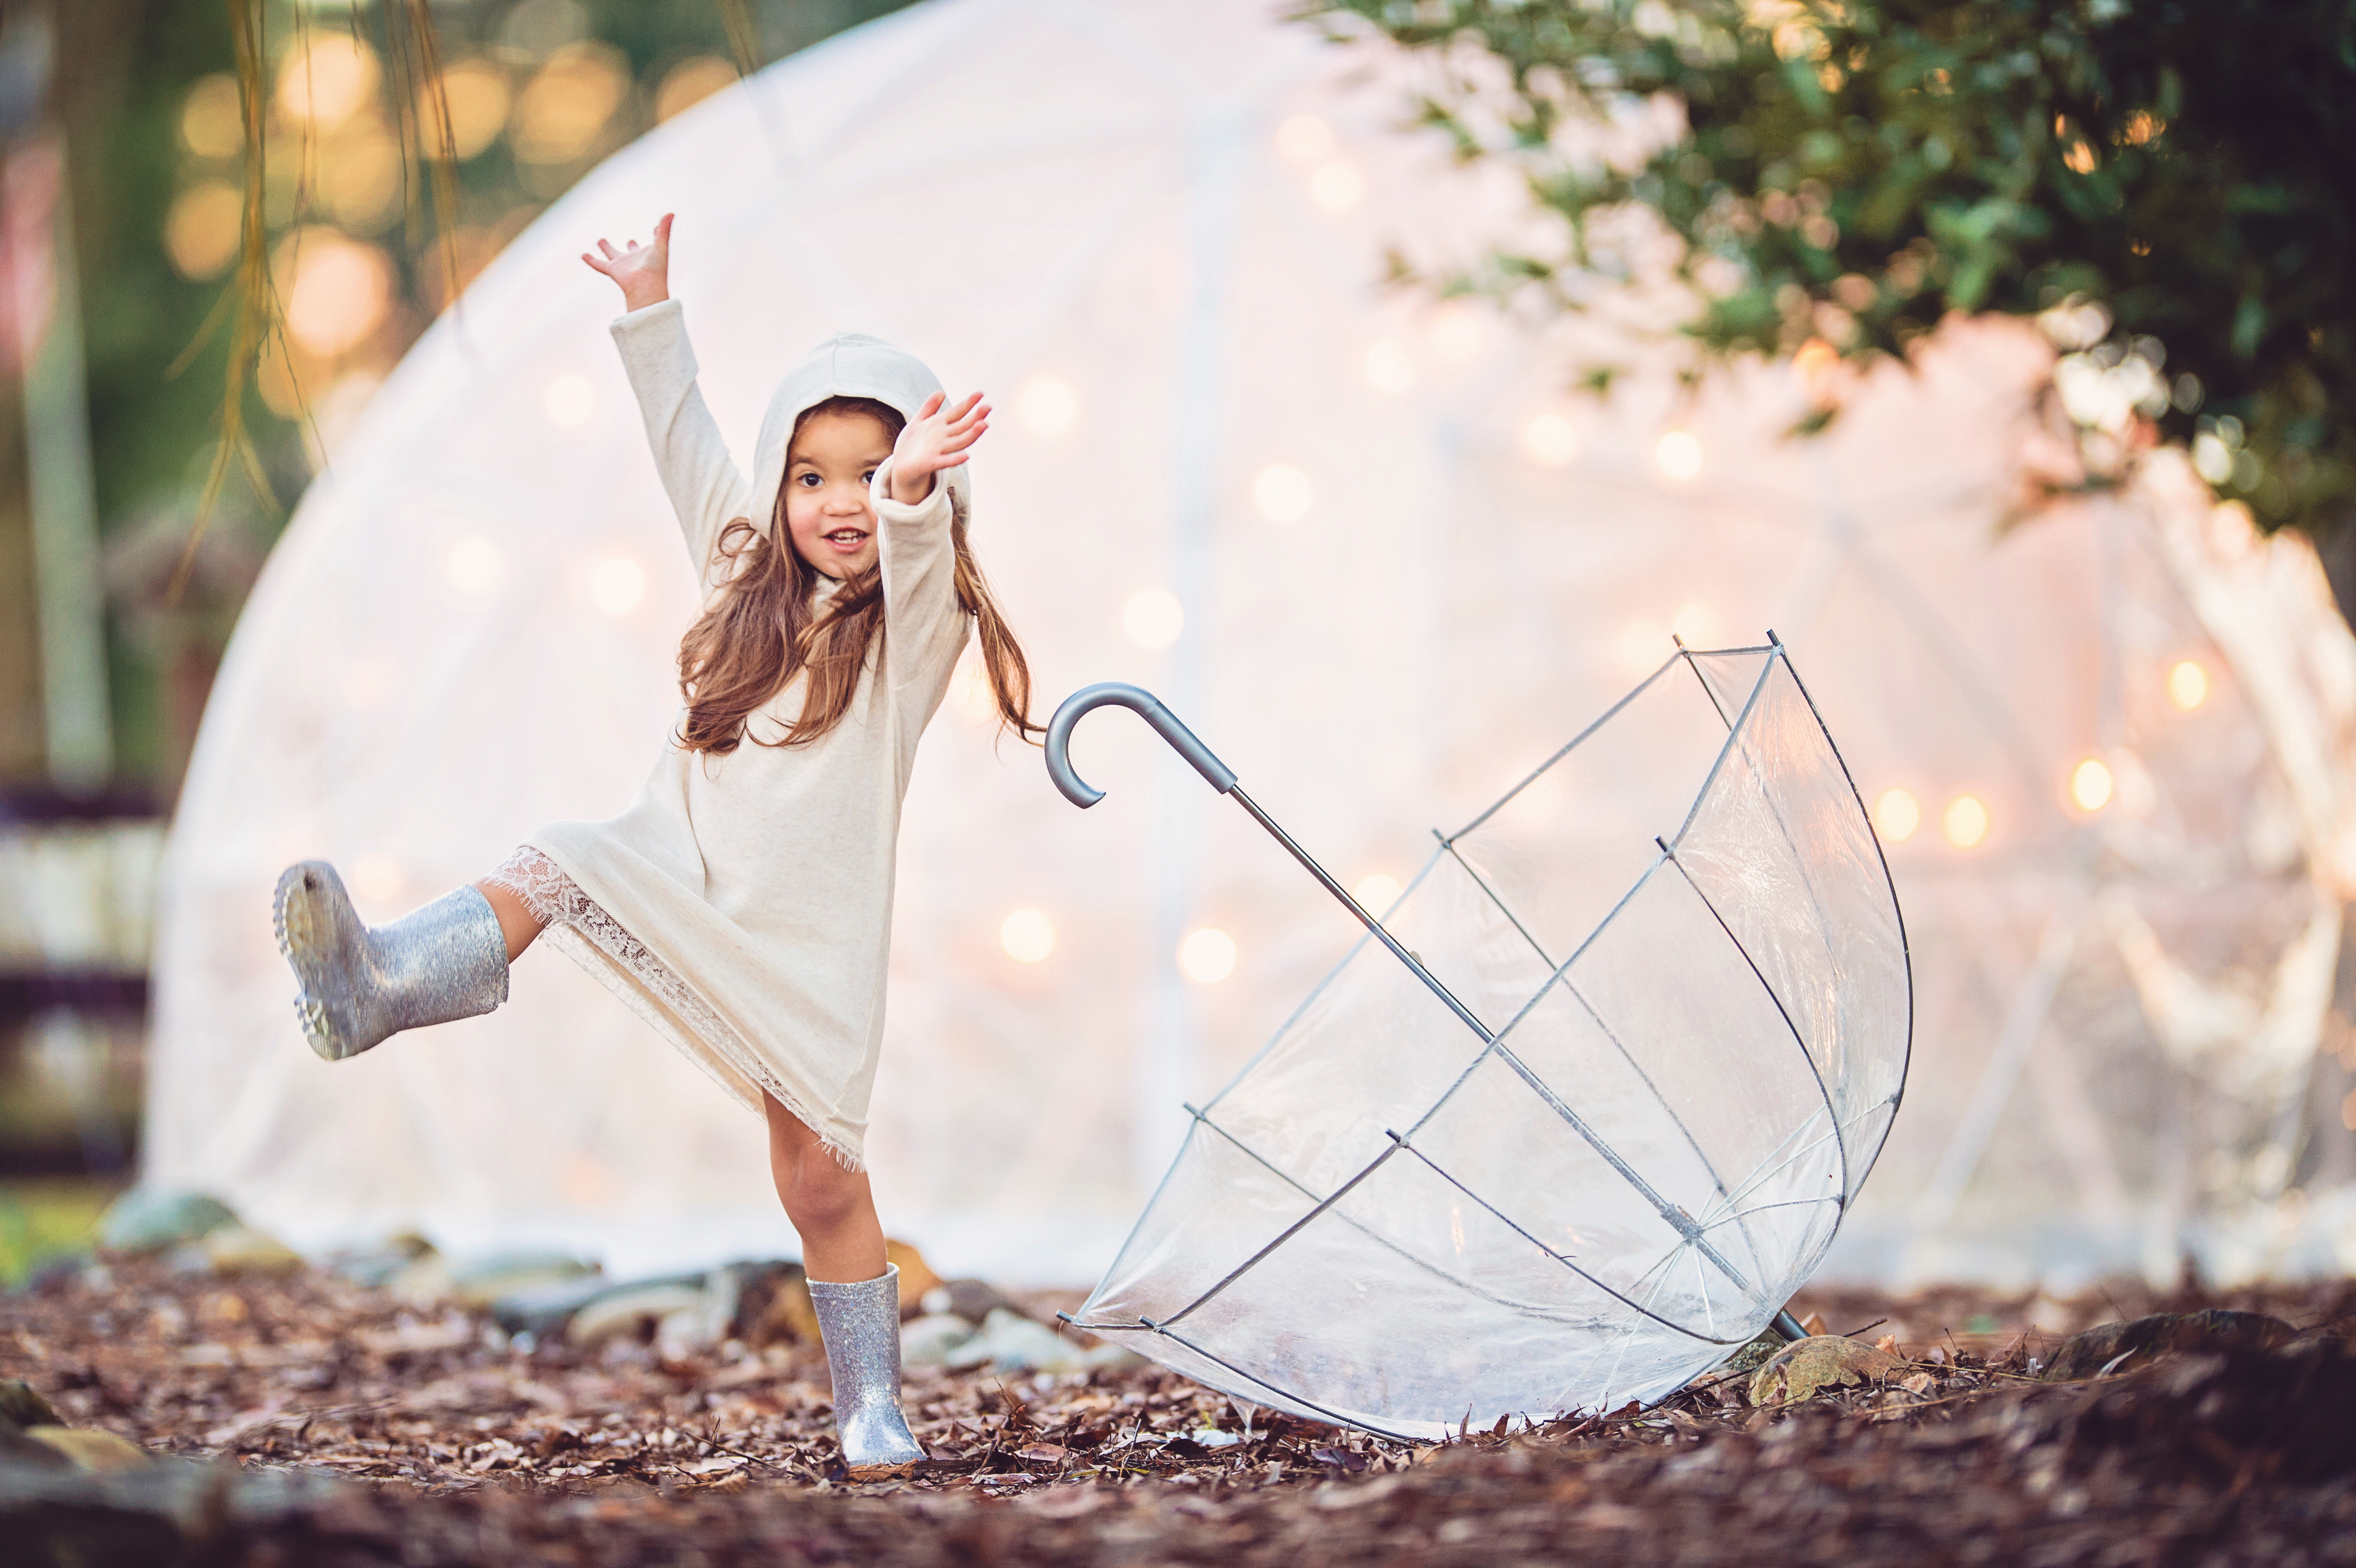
[764,1093,888,1283]
[472,880,548,964]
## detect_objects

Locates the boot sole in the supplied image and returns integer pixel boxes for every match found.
[274,863,358,1061]
[845,1459,922,1481]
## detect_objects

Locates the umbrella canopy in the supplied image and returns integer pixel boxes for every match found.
[1057,642,1909,1438]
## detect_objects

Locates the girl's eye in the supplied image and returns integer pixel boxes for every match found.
[796,472,821,487]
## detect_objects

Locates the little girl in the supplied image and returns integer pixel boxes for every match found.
[272,213,1036,1479]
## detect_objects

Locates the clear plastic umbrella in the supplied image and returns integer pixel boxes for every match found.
[1043,636,1911,1440]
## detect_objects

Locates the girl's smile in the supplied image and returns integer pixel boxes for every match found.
[783,406,900,578]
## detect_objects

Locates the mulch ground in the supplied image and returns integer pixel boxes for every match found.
[5,1259,2356,1565]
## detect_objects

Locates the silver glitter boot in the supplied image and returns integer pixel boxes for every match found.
[808,1263,925,1479]
[273,861,509,1062]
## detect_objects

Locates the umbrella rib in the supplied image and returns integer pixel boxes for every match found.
[1379,852,1766,1303]
[1389,1138,1740,1344]
[1156,1142,1405,1330]
[1178,1107,1644,1330]
[1769,632,1916,1198]
[1662,846,1853,1206]
[1695,1195,1841,1234]
[1696,1098,1893,1230]
[1676,648,1869,1136]
[1673,639,1738,732]
[1438,838,1761,1288]
[1134,1322,1425,1444]
[1194,845,1454,1120]
[1477,1037,1766,1304]
[1444,650,1690,842]
[1668,639,1783,848]
[1228,787,1496,1045]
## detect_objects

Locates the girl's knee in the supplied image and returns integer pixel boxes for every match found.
[781,1151,866,1228]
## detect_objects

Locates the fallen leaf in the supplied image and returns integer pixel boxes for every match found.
[1748,1336,1909,1407]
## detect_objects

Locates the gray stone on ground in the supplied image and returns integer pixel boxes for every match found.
[941,1307,1135,1374]
[901,1312,979,1367]
[921,1278,1033,1325]
[394,1250,599,1307]
[97,1191,238,1255]
[170,1225,304,1277]
[567,1282,709,1350]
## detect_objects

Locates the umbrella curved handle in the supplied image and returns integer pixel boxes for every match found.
[1045,683,1238,808]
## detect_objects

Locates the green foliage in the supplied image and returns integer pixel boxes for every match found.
[1316,0,2356,537]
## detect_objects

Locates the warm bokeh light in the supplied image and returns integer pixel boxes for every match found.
[1120,589,1184,650]
[1426,301,1485,362]
[1276,113,1334,163]
[1670,600,1719,647]
[2168,658,2210,710]
[1178,926,1238,985]
[656,55,737,122]
[350,852,405,905]
[180,75,244,159]
[322,128,402,232]
[1016,374,1079,438]
[1000,908,1057,964]
[1353,872,1403,913]
[1308,160,1365,213]
[1363,339,1415,394]
[1253,464,1312,523]
[1872,788,1920,843]
[513,43,629,164]
[589,556,644,616]
[2070,757,2114,813]
[543,373,598,427]
[1520,412,1579,468]
[1942,794,1990,849]
[430,59,514,158]
[163,180,243,280]
[1655,430,1704,482]
[445,536,504,598]
[284,235,393,357]
[1616,620,1669,675]
[277,35,379,132]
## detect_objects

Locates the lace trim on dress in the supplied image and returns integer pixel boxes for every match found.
[483,846,861,1170]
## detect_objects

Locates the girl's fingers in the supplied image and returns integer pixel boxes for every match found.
[597,239,618,259]
[654,212,674,243]
[916,391,946,420]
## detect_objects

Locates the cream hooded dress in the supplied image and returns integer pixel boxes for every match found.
[486,301,971,1169]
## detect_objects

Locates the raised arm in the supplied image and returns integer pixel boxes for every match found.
[584,216,755,579]
[873,391,990,694]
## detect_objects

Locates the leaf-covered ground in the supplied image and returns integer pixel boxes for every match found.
[5,1259,2356,1565]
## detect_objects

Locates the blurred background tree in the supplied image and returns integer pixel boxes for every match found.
[11,0,912,804]
[1316,0,2356,597]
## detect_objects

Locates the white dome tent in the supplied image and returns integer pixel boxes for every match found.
[149,0,2356,1290]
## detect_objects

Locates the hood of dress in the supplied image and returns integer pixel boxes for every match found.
[749,332,971,535]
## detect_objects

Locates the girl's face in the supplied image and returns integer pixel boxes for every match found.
[783,407,896,579]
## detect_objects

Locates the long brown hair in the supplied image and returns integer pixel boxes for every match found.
[675,396,1041,754]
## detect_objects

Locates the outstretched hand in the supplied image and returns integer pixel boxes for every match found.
[582,213,673,312]
[888,391,989,505]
